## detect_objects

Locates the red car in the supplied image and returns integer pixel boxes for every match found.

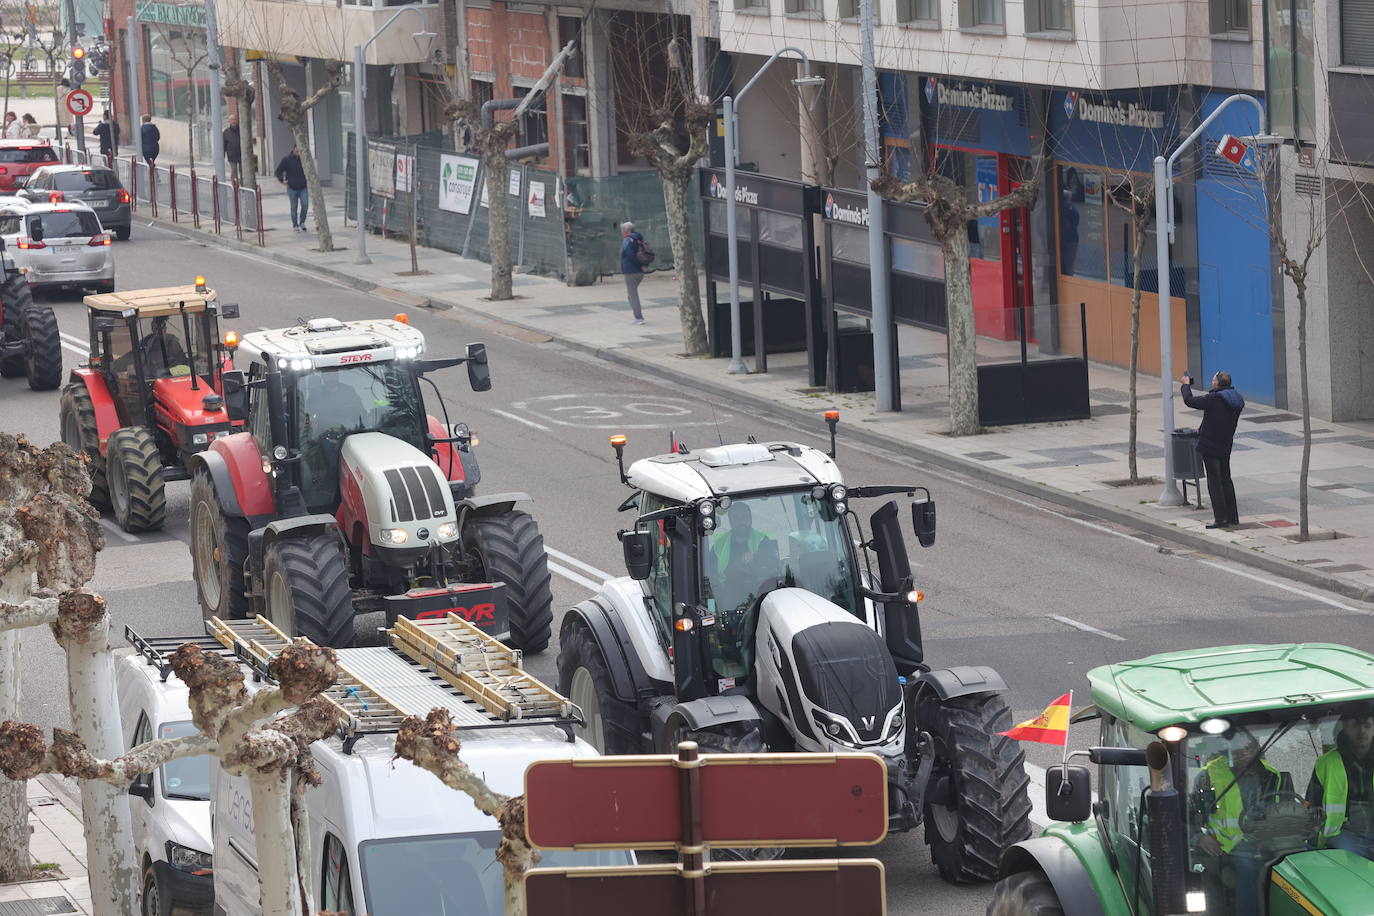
[0,139,59,192]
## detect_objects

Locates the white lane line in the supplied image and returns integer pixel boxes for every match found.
[59,332,89,357]
[100,518,139,543]
[1197,560,1368,614]
[998,492,1158,549]
[1048,614,1127,642]
[61,340,88,357]
[545,546,612,581]
[488,408,550,431]
[548,561,601,592]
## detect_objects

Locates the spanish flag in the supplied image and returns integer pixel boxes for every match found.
[1000,691,1072,746]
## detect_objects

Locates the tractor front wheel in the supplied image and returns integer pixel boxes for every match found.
[20,304,61,391]
[0,274,32,378]
[263,533,355,647]
[462,510,553,653]
[557,619,640,755]
[920,691,1033,884]
[985,871,1065,916]
[107,427,166,532]
[190,469,250,622]
[60,382,110,509]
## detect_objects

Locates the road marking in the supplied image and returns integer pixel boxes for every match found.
[548,561,601,592]
[60,340,88,357]
[488,408,550,431]
[1048,614,1127,642]
[99,518,139,543]
[59,331,89,357]
[1197,560,1368,613]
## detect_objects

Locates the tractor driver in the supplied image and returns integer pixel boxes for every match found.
[298,372,366,507]
[1307,702,1374,859]
[139,316,190,378]
[702,502,778,679]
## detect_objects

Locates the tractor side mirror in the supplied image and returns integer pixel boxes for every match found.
[912,497,936,548]
[465,342,491,392]
[29,217,43,242]
[869,501,911,593]
[1045,765,1092,822]
[93,316,117,332]
[221,370,248,421]
[217,302,240,319]
[620,529,654,580]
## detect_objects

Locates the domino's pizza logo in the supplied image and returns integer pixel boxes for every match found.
[924,77,936,104]
[709,173,723,199]
[824,193,835,218]
[1063,91,1078,119]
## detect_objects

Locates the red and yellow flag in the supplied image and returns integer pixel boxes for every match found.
[1000,691,1072,746]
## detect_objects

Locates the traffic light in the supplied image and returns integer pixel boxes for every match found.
[69,46,84,85]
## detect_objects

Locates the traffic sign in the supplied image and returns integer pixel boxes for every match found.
[525,752,887,850]
[526,859,887,916]
[65,89,93,117]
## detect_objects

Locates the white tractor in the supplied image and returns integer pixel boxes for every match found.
[557,422,1031,880]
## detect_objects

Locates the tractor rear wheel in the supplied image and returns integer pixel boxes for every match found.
[985,871,1065,916]
[462,510,553,653]
[190,469,250,622]
[263,533,355,648]
[20,303,61,390]
[557,619,640,755]
[60,382,110,509]
[0,274,34,378]
[107,427,166,532]
[920,692,1033,884]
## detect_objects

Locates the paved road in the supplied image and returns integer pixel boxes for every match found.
[5,225,1373,915]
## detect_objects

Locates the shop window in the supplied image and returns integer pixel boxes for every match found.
[1342,0,1374,66]
[1057,165,1108,282]
[831,223,869,265]
[896,0,938,23]
[932,148,1001,261]
[1025,0,1072,34]
[146,26,210,147]
[892,237,944,279]
[1209,0,1248,35]
[562,93,589,174]
[706,199,728,236]
[758,210,802,250]
[1108,176,1159,292]
[557,17,585,79]
[958,0,1004,27]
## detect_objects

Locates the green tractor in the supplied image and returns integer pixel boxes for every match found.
[989,643,1374,916]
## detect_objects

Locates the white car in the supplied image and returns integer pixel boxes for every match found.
[0,199,114,293]
[116,642,215,916]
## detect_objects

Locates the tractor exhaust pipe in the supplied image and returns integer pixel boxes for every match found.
[1145,740,1187,916]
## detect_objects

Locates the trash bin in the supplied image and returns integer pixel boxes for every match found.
[1171,428,1204,508]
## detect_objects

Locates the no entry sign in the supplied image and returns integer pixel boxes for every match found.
[65,90,94,117]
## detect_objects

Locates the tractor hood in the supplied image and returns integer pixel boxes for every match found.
[1267,849,1374,914]
[339,432,458,552]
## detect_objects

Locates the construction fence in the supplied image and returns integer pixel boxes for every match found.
[345,134,701,286]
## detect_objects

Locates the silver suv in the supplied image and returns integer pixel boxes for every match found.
[0,200,114,294]
[17,165,133,240]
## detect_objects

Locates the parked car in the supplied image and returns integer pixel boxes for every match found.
[0,200,114,293]
[18,165,132,240]
[0,139,58,192]
[115,647,214,916]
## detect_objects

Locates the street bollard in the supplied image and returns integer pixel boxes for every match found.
[190,171,200,229]
[129,156,138,210]
[169,166,178,222]
[232,181,242,242]
[148,162,158,218]
[211,176,221,235]
[255,187,264,247]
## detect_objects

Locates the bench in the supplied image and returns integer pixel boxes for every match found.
[14,71,59,83]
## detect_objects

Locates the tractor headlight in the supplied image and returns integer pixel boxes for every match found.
[380,528,408,545]
[829,484,847,501]
[289,358,312,371]
[697,500,715,517]
[436,522,457,540]
[701,516,716,531]
[833,500,847,515]
[192,432,209,445]
[166,841,212,875]
[272,446,288,460]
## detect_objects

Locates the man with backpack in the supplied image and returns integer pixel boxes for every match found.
[620,220,653,324]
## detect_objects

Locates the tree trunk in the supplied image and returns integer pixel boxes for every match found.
[1296,283,1311,541]
[287,119,333,251]
[662,170,707,355]
[185,75,196,170]
[1127,220,1145,483]
[0,574,27,884]
[248,773,299,916]
[486,151,512,299]
[58,611,136,916]
[941,226,980,436]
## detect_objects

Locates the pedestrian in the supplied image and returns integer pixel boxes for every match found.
[620,220,651,325]
[275,145,309,232]
[1,112,19,139]
[92,110,120,164]
[1309,702,1374,858]
[19,113,40,139]
[140,114,160,165]
[55,79,72,141]
[223,115,242,184]
[1180,369,1245,529]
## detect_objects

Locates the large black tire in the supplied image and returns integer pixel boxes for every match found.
[263,533,356,648]
[116,225,131,241]
[463,510,553,653]
[141,861,170,916]
[0,274,30,378]
[921,692,1034,884]
[189,469,251,622]
[60,382,111,510]
[21,303,62,390]
[107,426,166,532]
[985,871,1066,916]
[557,618,641,755]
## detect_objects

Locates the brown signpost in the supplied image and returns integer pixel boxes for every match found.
[523,744,889,916]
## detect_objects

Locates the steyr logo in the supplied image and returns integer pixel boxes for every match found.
[339,353,373,364]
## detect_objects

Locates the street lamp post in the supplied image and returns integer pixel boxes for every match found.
[354,5,435,264]
[723,48,823,374]
[1153,92,1276,506]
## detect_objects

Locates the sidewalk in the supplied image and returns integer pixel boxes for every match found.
[141,169,1374,604]
[0,778,92,914]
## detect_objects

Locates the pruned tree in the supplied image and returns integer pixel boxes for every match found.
[151,24,210,168]
[873,147,1046,436]
[221,52,257,190]
[1107,175,1156,484]
[265,59,344,250]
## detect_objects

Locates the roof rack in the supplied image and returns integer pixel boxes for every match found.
[125,624,238,682]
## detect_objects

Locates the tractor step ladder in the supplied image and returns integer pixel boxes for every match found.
[388,615,574,721]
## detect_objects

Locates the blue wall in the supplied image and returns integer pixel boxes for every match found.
[1194,91,1275,404]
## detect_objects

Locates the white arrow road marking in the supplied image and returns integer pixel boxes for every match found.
[488,408,550,431]
[1198,560,1368,614]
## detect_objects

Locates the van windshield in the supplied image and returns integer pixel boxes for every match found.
[359,832,631,914]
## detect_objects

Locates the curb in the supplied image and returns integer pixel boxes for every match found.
[153,217,1374,607]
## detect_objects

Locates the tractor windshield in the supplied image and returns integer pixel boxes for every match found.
[701,490,858,680]
[1177,701,1374,915]
[294,360,425,511]
[133,313,212,380]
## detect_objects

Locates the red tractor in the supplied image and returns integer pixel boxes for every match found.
[186,315,553,652]
[0,241,61,390]
[58,280,242,532]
